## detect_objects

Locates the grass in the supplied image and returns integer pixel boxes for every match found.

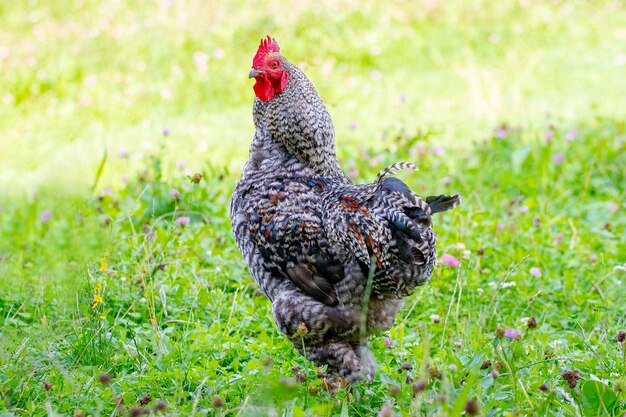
[1,0,626,416]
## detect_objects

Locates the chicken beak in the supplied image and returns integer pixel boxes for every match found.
[249,69,263,79]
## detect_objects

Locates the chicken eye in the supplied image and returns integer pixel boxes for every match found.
[271,61,279,68]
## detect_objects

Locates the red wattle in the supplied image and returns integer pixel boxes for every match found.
[253,71,288,102]
[277,71,289,93]
[253,77,274,102]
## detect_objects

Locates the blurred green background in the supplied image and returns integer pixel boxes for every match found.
[2,0,625,194]
[1,1,625,416]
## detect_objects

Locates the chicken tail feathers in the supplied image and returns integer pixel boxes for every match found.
[375,162,418,186]
[426,194,461,214]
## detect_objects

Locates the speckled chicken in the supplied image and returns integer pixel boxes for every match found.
[231,37,460,381]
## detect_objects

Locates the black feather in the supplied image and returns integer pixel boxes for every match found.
[426,194,461,214]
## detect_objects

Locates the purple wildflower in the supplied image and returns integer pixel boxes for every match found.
[39,210,52,222]
[448,364,457,371]
[103,186,113,196]
[175,216,190,226]
[491,370,499,378]
[170,189,180,198]
[565,130,576,141]
[378,403,393,417]
[494,127,509,139]
[533,217,541,227]
[349,121,358,130]
[440,254,460,268]
[504,329,520,340]
[118,148,129,158]
[442,176,451,185]
[176,160,186,169]
[553,153,565,165]
[121,174,129,182]
[384,337,395,349]
[162,128,170,136]
[431,146,445,156]
[544,130,554,142]
[518,205,529,214]
[529,267,541,278]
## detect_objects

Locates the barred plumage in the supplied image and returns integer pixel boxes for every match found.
[375,161,418,185]
[230,37,460,381]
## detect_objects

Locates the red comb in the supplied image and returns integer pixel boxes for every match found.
[253,35,280,67]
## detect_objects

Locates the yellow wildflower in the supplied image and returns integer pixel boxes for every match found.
[99,258,108,271]
[92,294,103,309]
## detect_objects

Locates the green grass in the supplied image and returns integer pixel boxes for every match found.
[1,0,626,416]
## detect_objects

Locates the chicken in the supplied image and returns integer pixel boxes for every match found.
[231,36,460,381]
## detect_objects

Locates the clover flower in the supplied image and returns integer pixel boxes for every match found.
[440,254,460,268]
[494,127,509,139]
[504,329,520,340]
[431,146,445,156]
[175,216,190,226]
[378,403,393,417]
[40,210,52,222]
[384,337,395,349]
[529,267,541,278]
[553,153,565,165]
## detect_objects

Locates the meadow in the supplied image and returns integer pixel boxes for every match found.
[1,0,625,416]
